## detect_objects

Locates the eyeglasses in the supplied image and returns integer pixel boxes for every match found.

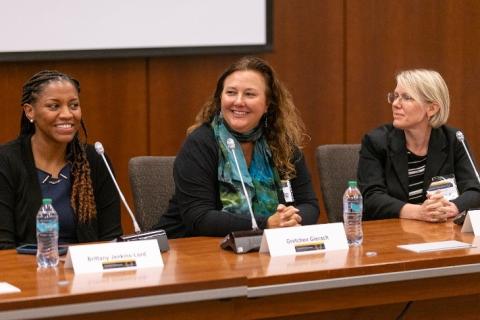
[387,92,415,104]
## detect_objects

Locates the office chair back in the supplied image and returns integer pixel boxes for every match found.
[128,156,175,231]
[315,144,361,222]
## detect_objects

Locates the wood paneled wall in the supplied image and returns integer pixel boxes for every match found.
[0,0,478,232]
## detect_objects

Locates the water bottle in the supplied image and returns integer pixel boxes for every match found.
[36,198,59,268]
[343,180,363,246]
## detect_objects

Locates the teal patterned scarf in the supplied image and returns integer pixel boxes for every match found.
[212,114,280,217]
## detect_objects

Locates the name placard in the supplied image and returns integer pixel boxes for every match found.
[461,210,480,235]
[64,239,163,274]
[0,282,21,294]
[259,223,349,257]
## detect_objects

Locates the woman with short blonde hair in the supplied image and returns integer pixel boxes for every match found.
[395,69,450,128]
[358,69,480,223]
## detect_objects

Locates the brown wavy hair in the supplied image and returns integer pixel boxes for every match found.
[188,56,307,179]
[20,70,96,223]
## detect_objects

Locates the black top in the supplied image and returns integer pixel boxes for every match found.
[155,124,319,238]
[358,124,480,220]
[0,135,123,249]
[37,164,77,243]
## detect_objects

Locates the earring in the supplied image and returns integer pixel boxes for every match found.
[264,114,268,128]
[29,118,34,123]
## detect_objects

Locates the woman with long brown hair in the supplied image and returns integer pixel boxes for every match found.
[156,56,319,238]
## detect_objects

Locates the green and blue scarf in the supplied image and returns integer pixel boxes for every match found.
[212,114,280,217]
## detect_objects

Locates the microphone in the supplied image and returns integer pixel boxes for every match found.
[220,138,263,254]
[453,131,480,225]
[95,142,140,233]
[226,138,259,230]
[456,131,480,182]
[94,141,169,252]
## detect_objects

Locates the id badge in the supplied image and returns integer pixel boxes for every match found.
[427,174,459,201]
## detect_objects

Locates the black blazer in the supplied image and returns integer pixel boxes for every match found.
[358,124,480,220]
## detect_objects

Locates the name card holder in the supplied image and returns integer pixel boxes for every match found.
[259,223,349,257]
[65,239,163,274]
[461,210,480,236]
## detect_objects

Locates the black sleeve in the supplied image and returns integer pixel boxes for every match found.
[451,136,480,212]
[290,152,320,225]
[89,148,123,240]
[358,132,405,220]
[0,153,17,249]
[174,127,269,237]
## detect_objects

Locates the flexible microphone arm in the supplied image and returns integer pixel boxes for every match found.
[226,138,259,230]
[456,131,480,183]
[94,141,142,233]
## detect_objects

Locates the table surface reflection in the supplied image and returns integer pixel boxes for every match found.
[1,219,479,319]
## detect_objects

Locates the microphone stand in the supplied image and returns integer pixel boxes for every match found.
[453,132,480,225]
[220,138,264,254]
[94,142,169,252]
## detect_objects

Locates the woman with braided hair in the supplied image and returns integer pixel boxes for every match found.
[0,70,122,249]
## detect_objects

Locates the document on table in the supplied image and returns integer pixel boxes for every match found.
[0,282,20,294]
[397,240,474,253]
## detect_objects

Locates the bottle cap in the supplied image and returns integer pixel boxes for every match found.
[348,180,357,188]
[42,198,52,205]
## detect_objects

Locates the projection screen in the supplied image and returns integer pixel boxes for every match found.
[0,0,272,61]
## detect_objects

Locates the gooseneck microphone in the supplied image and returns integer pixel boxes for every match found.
[94,141,169,252]
[220,138,264,254]
[456,131,480,183]
[94,141,141,233]
[453,131,480,225]
[226,138,259,230]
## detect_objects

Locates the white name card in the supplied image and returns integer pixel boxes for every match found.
[65,239,163,274]
[259,223,349,257]
[461,210,480,235]
[398,240,474,253]
[0,282,21,294]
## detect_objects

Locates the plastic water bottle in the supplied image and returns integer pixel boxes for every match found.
[343,180,363,246]
[36,198,59,268]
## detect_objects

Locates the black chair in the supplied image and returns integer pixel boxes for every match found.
[315,144,361,222]
[128,156,175,231]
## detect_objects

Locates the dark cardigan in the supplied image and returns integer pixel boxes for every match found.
[0,135,123,249]
[155,124,319,238]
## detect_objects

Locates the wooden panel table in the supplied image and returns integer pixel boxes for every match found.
[1,219,480,319]
[0,238,245,320]
[235,219,480,319]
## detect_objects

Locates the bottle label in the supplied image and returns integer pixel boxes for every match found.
[348,202,362,213]
[37,221,59,233]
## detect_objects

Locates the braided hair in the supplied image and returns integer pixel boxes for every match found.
[21,70,97,223]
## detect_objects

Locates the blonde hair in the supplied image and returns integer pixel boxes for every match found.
[396,69,450,128]
[188,56,307,179]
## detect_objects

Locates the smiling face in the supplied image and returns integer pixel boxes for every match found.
[23,80,81,146]
[391,84,437,131]
[220,70,268,133]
